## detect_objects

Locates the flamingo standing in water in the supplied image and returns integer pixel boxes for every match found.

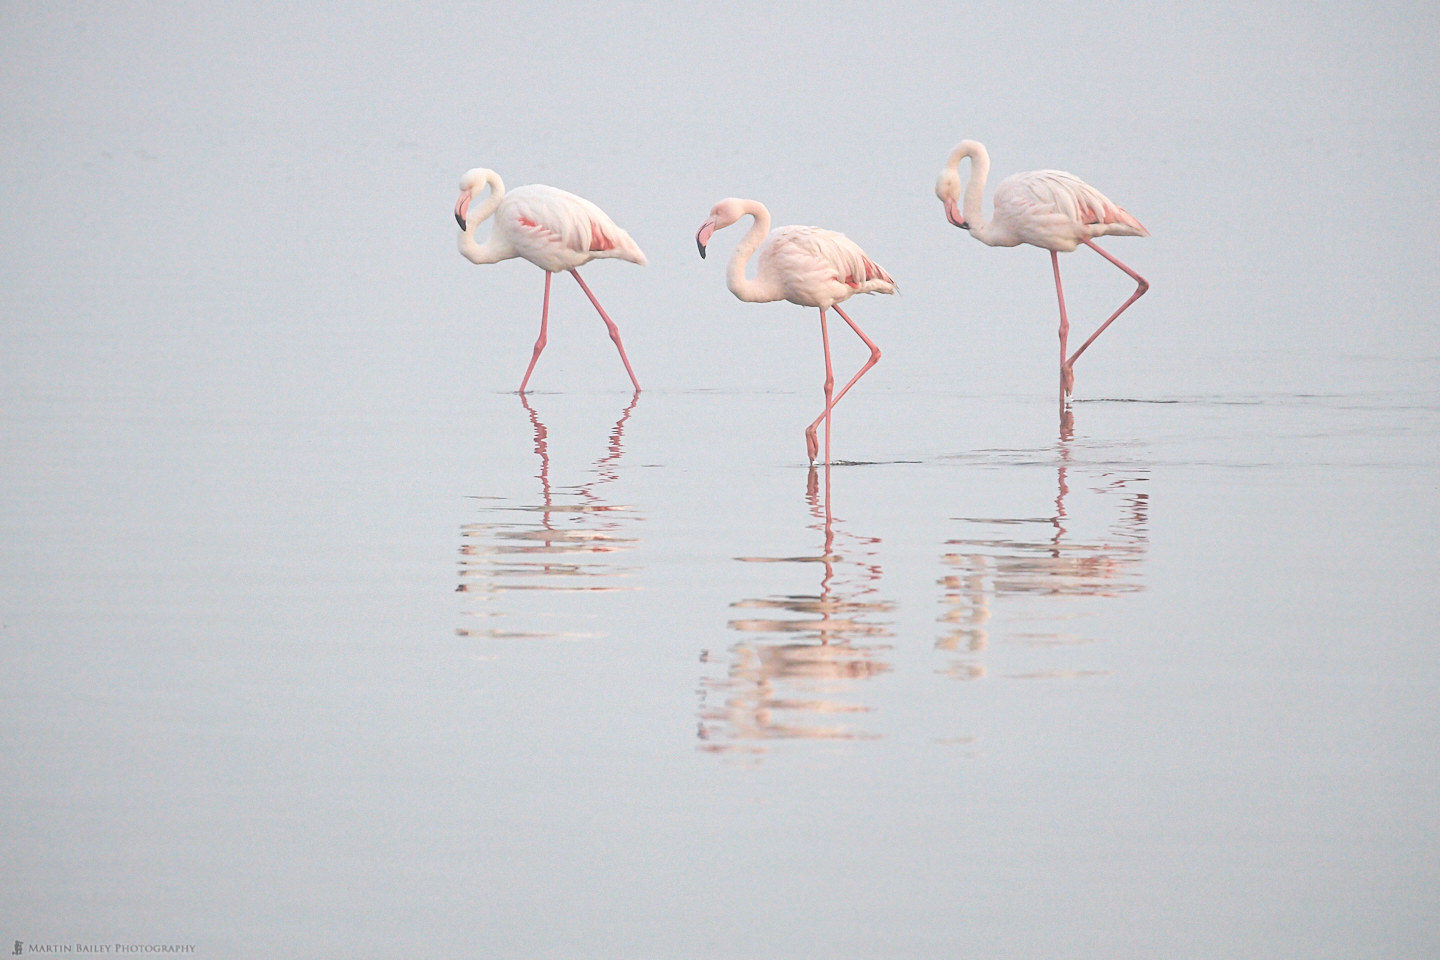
[696,198,896,464]
[935,141,1149,404]
[455,168,646,393]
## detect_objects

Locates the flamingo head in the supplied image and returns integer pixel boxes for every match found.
[935,170,967,229]
[695,198,747,259]
[455,167,495,228]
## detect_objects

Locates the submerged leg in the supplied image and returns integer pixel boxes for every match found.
[804,303,882,463]
[1063,239,1149,375]
[569,268,642,392]
[518,271,553,394]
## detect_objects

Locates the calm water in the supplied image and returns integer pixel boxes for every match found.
[4,2,1439,957]
[5,378,1435,957]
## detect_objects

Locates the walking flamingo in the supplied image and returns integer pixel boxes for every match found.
[455,168,646,393]
[935,141,1149,404]
[695,198,895,465]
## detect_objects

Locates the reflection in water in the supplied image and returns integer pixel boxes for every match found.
[937,433,1149,679]
[698,465,893,754]
[457,393,640,639]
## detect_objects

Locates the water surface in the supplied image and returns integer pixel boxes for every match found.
[3,2,1438,957]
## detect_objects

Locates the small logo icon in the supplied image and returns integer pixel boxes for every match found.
[13,942,23,956]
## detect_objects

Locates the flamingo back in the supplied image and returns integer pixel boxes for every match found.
[995,170,1147,249]
[501,184,647,271]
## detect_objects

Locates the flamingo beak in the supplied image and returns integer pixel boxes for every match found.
[695,218,716,259]
[944,197,968,230]
[454,190,472,229]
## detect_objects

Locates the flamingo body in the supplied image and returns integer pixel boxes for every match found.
[455,168,645,392]
[936,140,1150,406]
[696,198,894,464]
[463,181,646,272]
[753,224,897,308]
[986,170,1147,252]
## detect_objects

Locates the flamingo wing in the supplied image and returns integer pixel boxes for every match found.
[770,226,896,292]
[1001,170,1148,236]
[505,185,647,265]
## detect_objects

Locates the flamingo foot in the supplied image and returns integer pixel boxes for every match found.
[1061,363,1075,397]
[805,426,820,464]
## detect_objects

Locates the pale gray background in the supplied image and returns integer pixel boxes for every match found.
[3,2,1437,957]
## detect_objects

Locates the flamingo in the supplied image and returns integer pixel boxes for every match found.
[455,168,646,393]
[935,140,1149,404]
[695,198,896,464]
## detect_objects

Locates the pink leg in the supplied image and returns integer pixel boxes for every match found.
[805,308,836,464]
[569,268,642,392]
[518,271,552,393]
[1051,250,1073,401]
[804,304,882,463]
[1063,239,1150,373]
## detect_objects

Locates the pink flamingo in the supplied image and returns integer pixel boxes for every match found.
[455,168,646,393]
[936,141,1149,403]
[695,198,896,464]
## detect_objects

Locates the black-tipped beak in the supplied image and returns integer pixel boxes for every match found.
[695,218,716,259]
[454,192,471,229]
[943,197,967,230]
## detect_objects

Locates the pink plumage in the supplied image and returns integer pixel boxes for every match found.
[761,225,898,302]
[990,169,1148,251]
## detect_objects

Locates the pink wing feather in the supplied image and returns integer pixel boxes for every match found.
[514,211,617,254]
[586,220,617,253]
[506,184,646,265]
[771,226,896,292]
[847,254,894,287]
[1002,170,1148,238]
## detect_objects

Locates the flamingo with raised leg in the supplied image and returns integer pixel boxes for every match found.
[696,198,895,465]
[455,168,646,393]
[936,141,1149,406]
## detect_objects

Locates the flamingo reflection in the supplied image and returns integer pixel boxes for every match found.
[457,393,641,639]
[937,431,1149,679]
[698,464,893,754]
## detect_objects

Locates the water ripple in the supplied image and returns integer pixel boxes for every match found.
[457,393,642,639]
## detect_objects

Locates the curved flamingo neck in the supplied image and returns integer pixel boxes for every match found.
[948,140,1001,245]
[457,170,510,264]
[726,200,781,303]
